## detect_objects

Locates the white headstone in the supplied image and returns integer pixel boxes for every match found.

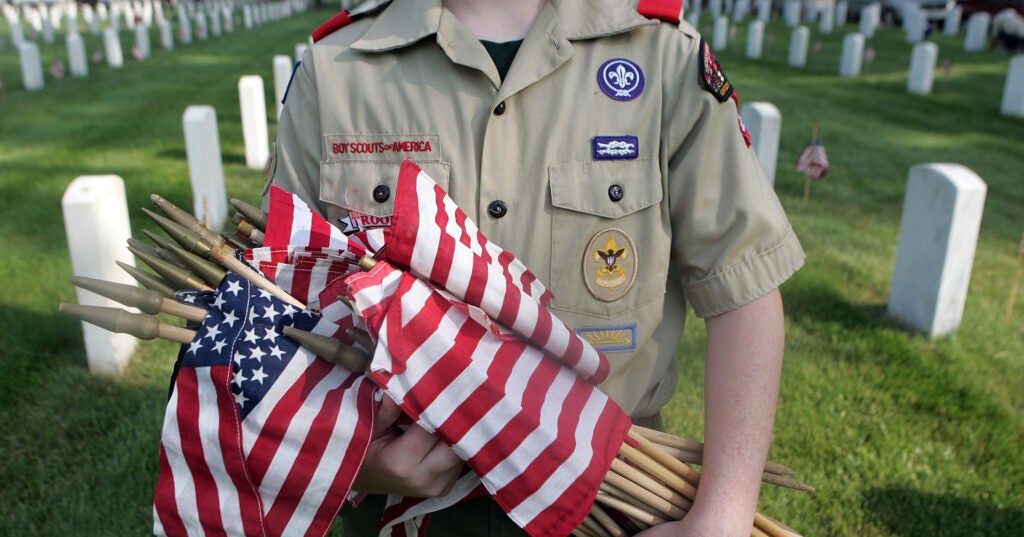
[733,0,750,22]
[294,42,308,64]
[739,102,781,184]
[67,32,89,77]
[756,0,771,22]
[859,4,877,38]
[182,106,229,231]
[784,0,800,27]
[888,164,987,337]
[210,9,222,36]
[687,10,700,27]
[104,27,124,67]
[61,175,139,374]
[222,6,233,32]
[134,24,151,59]
[159,19,173,49]
[964,13,990,52]
[19,42,45,91]
[243,5,253,28]
[178,11,192,44]
[905,8,926,43]
[273,54,293,119]
[1001,55,1024,117]
[840,32,865,77]
[835,0,849,26]
[89,8,102,34]
[41,13,55,43]
[710,0,723,20]
[819,2,835,34]
[789,26,810,67]
[10,20,24,47]
[747,20,765,59]
[713,16,729,50]
[944,5,962,36]
[238,75,270,170]
[908,42,938,95]
[195,10,207,40]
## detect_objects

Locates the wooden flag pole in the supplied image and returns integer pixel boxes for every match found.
[1005,231,1024,321]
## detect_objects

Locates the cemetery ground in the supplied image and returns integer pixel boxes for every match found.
[1,5,1022,536]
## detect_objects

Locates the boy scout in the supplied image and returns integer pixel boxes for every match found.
[268,0,805,535]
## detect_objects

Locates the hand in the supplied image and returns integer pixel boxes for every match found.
[352,396,465,497]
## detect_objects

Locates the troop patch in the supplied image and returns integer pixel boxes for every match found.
[338,211,392,235]
[583,228,638,302]
[698,38,734,103]
[592,136,639,160]
[597,59,645,101]
[576,325,638,353]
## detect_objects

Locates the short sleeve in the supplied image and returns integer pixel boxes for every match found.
[665,39,804,318]
[267,48,325,212]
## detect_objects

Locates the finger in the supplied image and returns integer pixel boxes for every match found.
[373,396,403,437]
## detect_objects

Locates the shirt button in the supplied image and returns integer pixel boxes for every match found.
[493,101,506,115]
[487,200,508,218]
[608,184,624,202]
[373,184,391,202]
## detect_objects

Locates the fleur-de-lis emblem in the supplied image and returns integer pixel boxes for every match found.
[598,58,645,101]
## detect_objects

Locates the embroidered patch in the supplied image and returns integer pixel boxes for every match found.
[698,38,733,103]
[597,59,645,101]
[593,136,639,160]
[338,211,393,235]
[583,228,638,302]
[577,325,638,353]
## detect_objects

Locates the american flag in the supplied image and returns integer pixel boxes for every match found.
[795,129,830,181]
[153,273,377,537]
[344,261,632,537]
[383,161,609,384]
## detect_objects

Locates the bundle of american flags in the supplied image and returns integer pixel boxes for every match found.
[61,160,811,537]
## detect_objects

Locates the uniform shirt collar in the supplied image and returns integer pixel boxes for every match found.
[350,0,656,52]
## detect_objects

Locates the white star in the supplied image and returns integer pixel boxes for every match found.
[204,323,221,341]
[212,339,227,353]
[234,391,248,406]
[268,345,286,360]
[258,289,273,300]
[262,304,279,320]
[182,294,196,304]
[232,369,247,387]
[187,339,203,355]
[281,305,297,317]
[225,279,243,296]
[244,328,260,344]
[249,346,266,361]
[249,367,268,384]
[233,351,246,365]
[212,294,226,309]
[222,311,238,327]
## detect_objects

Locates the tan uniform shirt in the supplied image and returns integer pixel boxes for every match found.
[270,0,805,418]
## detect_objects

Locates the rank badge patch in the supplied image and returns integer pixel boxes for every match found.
[597,58,645,101]
[577,325,637,353]
[593,136,639,160]
[698,38,734,103]
[584,228,638,302]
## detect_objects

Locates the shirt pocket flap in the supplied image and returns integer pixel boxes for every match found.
[320,160,450,217]
[549,159,662,219]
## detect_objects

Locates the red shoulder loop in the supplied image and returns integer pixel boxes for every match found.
[637,0,683,24]
[311,10,353,43]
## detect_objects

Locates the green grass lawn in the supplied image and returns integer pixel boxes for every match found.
[1,6,1022,536]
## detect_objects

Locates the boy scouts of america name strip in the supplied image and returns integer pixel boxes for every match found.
[324,134,441,161]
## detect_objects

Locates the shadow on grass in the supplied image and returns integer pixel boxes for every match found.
[782,275,894,332]
[863,486,1024,536]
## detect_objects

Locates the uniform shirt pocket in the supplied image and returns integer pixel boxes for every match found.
[547,159,669,319]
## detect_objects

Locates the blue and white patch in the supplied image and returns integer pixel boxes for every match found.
[592,136,639,160]
[597,59,644,101]
[576,325,637,353]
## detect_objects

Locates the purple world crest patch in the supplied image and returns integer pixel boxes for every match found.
[597,59,644,101]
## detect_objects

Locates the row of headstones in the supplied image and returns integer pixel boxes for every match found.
[706,8,1024,115]
[64,94,987,372]
[10,0,311,91]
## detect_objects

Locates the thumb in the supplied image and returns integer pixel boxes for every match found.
[373,396,403,437]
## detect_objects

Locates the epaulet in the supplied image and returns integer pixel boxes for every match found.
[310,0,391,43]
[636,0,683,24]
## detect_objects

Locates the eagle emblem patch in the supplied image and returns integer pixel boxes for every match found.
[698,38,734,103]
[584,228,638,302]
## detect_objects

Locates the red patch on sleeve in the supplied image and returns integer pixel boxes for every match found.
[311,10,353,43]
[637,0,683,24]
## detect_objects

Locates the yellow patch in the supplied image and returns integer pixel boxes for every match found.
[583,228,638,302]
[577,325,637,352]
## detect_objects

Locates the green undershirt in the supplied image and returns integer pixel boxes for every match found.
[481,39,524,82]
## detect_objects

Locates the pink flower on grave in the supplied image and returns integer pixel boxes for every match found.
[92,50,104,63]
[50,57,65,80]
[132,45,144,61]
[813,40,823,53]
[942,58,953,77]
[729,25,737,40]
[767,32,776,46]
[864,47,876,64]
